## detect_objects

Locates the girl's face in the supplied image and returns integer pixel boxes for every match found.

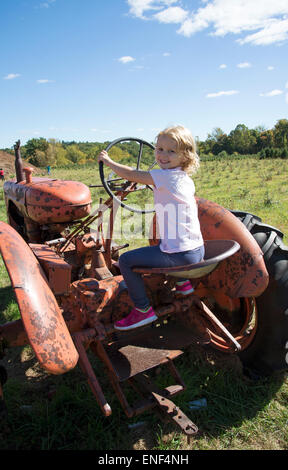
[155,134,182,170]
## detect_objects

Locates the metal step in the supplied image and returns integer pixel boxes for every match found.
[104,320,195,381]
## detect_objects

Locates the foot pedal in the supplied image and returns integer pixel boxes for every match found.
[105,340,183,381]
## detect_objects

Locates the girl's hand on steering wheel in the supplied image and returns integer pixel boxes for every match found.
[98,150,113,166]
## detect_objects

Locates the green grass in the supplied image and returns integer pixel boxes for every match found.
[0,157,288,450]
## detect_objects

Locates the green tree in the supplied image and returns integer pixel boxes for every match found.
[26,138,49,166]
[274,119,288,148]
[65,144,86,164]
[86,144,103,161]
[257,129,274,150]
[25,137,48,155]
[228,124,255,154]
[32,149,47,167]
[47,139,70,166]
[204,128,227,154]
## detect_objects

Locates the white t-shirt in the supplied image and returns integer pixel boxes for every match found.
[149,168,204,253]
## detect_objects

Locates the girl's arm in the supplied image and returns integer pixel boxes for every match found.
[98,150,154,186]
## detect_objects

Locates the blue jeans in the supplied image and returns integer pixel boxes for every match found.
[118,244,205,310]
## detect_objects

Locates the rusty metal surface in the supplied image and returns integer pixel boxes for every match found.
[199,300,241,351]
[4,178,92,225]
[150,198,269,298]
[14,140,24,183]
[105,342,182,382]
[133,240,239,278]
[0,319,28,349]
[152,391,198,436]
[72,330,112,417]
[133,374,198,437]
[0,221,79,374]
[196,198,269,298]
[105,321,198,381]
[72,276,134,327]
[4,180,29,217]
[29,243,71,295]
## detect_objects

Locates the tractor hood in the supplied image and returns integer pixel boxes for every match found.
[4,177,92,224]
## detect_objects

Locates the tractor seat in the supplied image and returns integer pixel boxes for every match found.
[133,239,240,279]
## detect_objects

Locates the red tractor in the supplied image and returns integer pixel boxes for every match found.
[0,138,287,438]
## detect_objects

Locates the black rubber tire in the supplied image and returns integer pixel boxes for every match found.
[230,210,288,376]
[0,365,7,386]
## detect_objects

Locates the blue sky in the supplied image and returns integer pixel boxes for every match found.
[1,0,287,149]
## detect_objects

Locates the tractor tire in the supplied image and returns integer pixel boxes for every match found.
[0,365,7,386]
[230,210,288,376]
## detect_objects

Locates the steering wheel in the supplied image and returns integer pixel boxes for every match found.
[99,137,156,214]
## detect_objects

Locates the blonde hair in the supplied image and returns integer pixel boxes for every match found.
[156,125,200,174]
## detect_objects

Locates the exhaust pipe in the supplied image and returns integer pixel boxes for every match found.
[14,140,24,183]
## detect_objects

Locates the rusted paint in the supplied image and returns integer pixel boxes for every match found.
[4,180,29,217]
[149,198,269,299]
[196,198,269,298]
[0,221,79,374]
[72,330,112,416]
[29,243,72,295]
[73,276,134,327]
[0,319,28,349]
[4,178,92,225]
[152,391,198,436]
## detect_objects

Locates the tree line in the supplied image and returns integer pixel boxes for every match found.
[2,119,288,167]
[197,119,288,159]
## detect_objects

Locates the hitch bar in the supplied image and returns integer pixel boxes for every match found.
[133,373,198,440]
[152,391,198,438]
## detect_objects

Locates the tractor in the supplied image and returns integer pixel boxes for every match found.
[0,138,287,439]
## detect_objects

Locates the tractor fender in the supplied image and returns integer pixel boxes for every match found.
[197,198,269,298]
[150,198,268,298]
[0,221,79,375]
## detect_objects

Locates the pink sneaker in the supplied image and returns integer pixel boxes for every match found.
[175,280,195,296]
[114,306,157,331]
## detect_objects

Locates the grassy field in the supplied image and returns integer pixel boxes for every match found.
[0,156,288,451]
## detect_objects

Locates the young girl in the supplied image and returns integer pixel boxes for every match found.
[98,125,204,331]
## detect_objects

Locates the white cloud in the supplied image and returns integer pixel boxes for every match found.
[153,6,188,23]
[118,56,135,64]
[267,65,275,70]
[39,0,56,8]
[127,0,177,19]
[127,0,288,46]
[37,79,55,83]
[163,52,171,56]
[127,0,155,18]
[238,17,288,45]
[206,90,239,98]
[259,89,283,97]
[3,73,21,80]
[237,62,252,68]
[219,63,227,69]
